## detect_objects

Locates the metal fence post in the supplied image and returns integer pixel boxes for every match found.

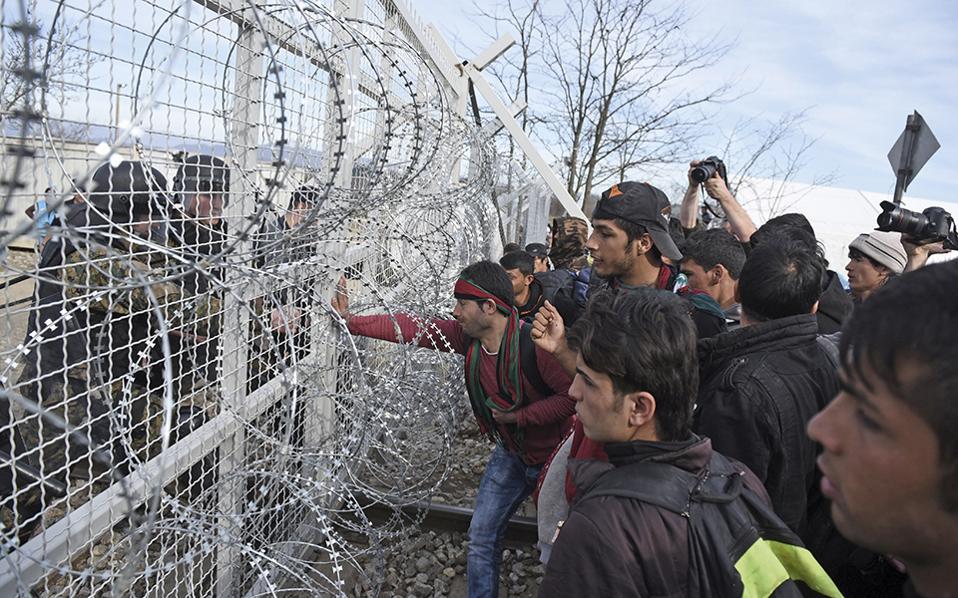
[216,22,264,598]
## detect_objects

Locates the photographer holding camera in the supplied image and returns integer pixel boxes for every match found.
[845,202,955,303]
[679,157,758,242]
[844,230,907,303]
[902,236,951,272]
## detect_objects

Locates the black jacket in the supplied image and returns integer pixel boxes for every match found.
[817,270,853,334]
[694,313,838,538]
[516,278,546,322]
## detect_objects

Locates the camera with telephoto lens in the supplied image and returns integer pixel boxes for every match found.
[690,156,726,184]
[876,201,958,250]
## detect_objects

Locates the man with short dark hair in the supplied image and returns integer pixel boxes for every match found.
[680,228,745,324]
[524,243,550,273]
[331,261,573,598]
[538,288,836,597]
[808,260,958,598]
[499,250,546,322]
[695,238,838,548]
[748,216,853,333]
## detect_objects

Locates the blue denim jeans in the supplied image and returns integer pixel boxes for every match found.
[467,445,543,598]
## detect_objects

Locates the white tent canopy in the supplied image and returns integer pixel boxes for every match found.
[733,178,958,273]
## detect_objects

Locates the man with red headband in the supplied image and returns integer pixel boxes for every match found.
[331,260,574,598]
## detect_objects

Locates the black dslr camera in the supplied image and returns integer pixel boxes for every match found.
[877,201,958,250]
[690,156,727,184]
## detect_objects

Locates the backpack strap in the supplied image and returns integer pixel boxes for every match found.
[581,452,843,598]
[519,323,554,397]
[579,460,699,514]
[579,452,746,514]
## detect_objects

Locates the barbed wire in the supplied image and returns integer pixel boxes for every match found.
[0,0,503,595]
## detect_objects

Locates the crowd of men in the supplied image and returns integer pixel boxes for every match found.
[335,161,955,597]
[3,153,955,597]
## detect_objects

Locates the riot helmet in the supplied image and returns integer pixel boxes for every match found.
[289,184,323,210]
[85,160,169,224]
[172,153,231,221]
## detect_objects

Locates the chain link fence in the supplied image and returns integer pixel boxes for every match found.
[0,0,506,594]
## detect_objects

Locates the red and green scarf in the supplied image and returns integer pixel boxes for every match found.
[454,277,525,452]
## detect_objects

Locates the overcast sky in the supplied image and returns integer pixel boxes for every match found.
[414,0,957,204]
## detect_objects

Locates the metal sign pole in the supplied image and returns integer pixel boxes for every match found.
[892,112,921,205]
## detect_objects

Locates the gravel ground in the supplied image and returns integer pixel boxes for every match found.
[347,529,544,598]
[430,423,536,518]
[347,422,544,597]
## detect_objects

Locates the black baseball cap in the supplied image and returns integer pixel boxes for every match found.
[525,243,548,258]
[592,181,682,261]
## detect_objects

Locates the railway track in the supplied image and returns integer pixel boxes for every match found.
[359,498,538,546]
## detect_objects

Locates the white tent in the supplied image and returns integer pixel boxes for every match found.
[733,178,958,272]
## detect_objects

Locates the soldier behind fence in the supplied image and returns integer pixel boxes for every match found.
[167,152,231,293]
[156,153,231,434]
[1,160,220,540]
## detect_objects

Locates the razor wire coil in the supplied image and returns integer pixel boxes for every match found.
[0,0,511,595]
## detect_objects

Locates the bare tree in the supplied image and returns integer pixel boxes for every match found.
[535,0,733,206]
[712,110,834,222]
[2,14,100,122]
[471,0,830,227]
[471,0,543,154]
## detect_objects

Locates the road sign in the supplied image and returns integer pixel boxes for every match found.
[888,111,940,204]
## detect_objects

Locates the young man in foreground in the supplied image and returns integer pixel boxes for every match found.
[808,260,958,598]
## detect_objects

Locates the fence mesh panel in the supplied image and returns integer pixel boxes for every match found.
[0,0,502,594]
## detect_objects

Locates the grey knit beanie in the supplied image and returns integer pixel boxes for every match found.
[849,230,907,274]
